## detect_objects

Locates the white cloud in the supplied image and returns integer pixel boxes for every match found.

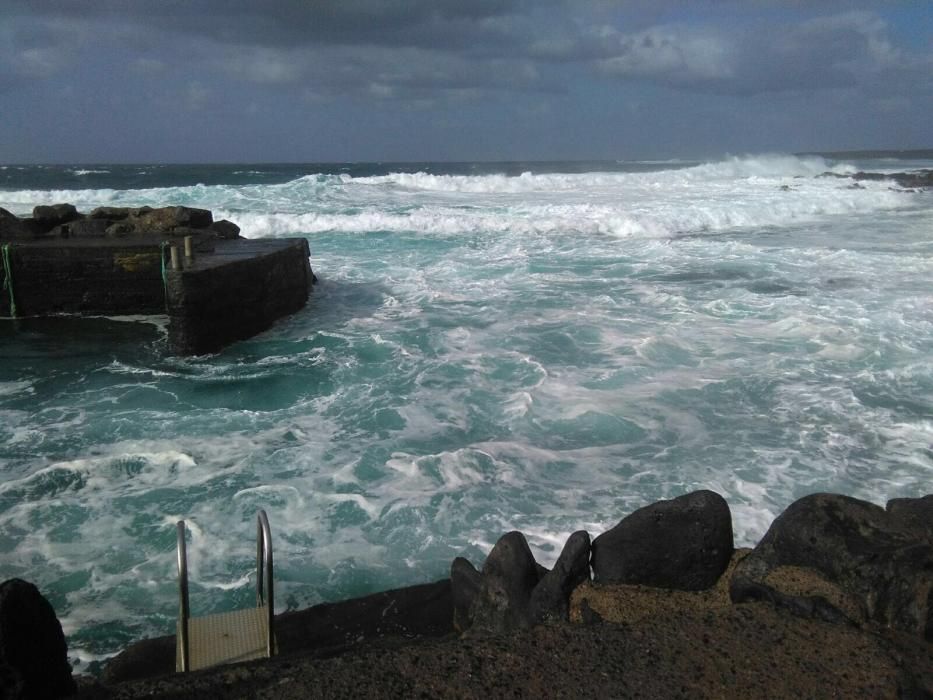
[12,47,62,78]
[597,26,734,82]
[185,81,210,110]
[238,50,305,84]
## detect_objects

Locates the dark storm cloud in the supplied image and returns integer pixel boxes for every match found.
[0,1,929,162]
[2,0,539,51]
[4,1,928,100]
[536,10,932,97]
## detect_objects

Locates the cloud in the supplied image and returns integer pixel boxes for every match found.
[589,11,932,97]
[184,81,210,110]
[596,26,734,84]
[1,3,929,104]
[3,0,535,51]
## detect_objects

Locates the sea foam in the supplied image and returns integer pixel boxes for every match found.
[1,154,931,673]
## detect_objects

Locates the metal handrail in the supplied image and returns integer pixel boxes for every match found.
[256,509,274,658]
[175,510,275,672]
[176,520,191,672]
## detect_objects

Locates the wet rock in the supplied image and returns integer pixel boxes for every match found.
[104,222,136,238]
[51,218,111,239]
[209,219,241,240]
[591,490,734,590]
[32,204,80,231]
[450,557,482,633]
[88,206,153,220]
[886,495,933,541]
[0,578,76,699]
[853,169,933,188]
[0,208,35,240]
[468,531,540,634]
[135,206,213,232]
[730,493,933,639]
[528,530,591,624]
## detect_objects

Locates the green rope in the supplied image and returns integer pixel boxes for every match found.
[1,243,16,318]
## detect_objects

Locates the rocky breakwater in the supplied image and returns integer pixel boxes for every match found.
[0,204,314,354]
[3,490,931,698]
[818,168,933,190]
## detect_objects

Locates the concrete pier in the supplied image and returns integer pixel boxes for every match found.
[0,205,314,354]
[165,238,312,354]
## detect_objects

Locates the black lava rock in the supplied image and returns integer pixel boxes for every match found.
[886,494,933,541]
[529,530,591,623]
[0,209,34,241]
[0,578,75,699]
[450,557,483,633]
[730,493,933,640]
[469,531,540,634]
[32,204,80,232]
[591,490,734,590]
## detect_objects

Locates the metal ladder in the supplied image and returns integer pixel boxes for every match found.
[176,510,275,672]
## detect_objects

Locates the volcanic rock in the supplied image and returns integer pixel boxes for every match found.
[591,489,734,590]
[209,219,241,240]
[32,204,80,231]
[450,557,483,633]
[730,493,933,639]
[88,206,152,220]
[0,208,35,241]
[52,218,111,239]
[528,530,591,624]
[136,206,213,232]
[0,578,76,699]
[886,494,933,540]
[467,531,541,634]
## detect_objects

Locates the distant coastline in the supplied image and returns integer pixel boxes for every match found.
[796,148,933,160]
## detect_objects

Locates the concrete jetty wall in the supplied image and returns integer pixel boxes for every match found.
[0,204,314,354]
[165,238,313,355]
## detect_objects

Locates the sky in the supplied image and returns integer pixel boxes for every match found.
[1,1,931,163]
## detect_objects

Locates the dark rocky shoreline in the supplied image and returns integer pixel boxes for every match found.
[2,490,931,698]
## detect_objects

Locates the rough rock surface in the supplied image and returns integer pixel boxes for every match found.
[32,203,79,229]
[853,169,933,188]
[887,494,933,540]
[0,578,76,699]
[81,603,933,699]
[468,531,541,634]
[730,493,933,639]
[571,548,750,626]
[591,489,734,590]
[0,204,237,244]
[450,558,483,634]
[0,208,35,240]
[528,530,590,624]
[103,579,453,684]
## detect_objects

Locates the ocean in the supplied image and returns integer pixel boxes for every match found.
[1,154,931,673]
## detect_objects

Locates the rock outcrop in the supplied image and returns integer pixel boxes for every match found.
[730,493,933,639]
[452,530,593,634]
[0,204,241,248]
[528,530,591,625]
[0,578,76,699]
[591,489,734,590]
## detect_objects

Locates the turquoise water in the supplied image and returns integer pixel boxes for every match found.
[1,155,932,672]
